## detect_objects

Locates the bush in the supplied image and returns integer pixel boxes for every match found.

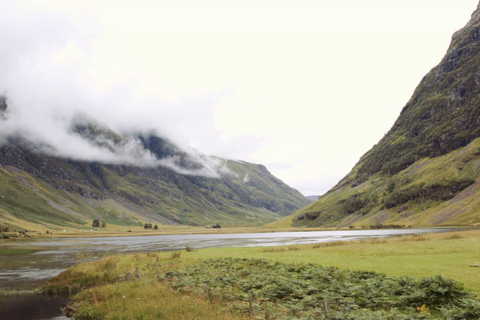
[162,258,479,319]
[144,223,152,229]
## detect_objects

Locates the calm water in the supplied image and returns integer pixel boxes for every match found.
[0,228,454,319]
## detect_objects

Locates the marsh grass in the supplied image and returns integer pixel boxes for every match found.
[360,237,388,244]
[69,281,244,320]
[185,245,196,252]
[169,251,181,259]
[75,251,118,260]
[0,247,42,256]
[442,232,464,240]
[261,245,300,252]
[312,240,351,248]
[396,234,429,242]
[41,229,480,319]
[310,237,388,249]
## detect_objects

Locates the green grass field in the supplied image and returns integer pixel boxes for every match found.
[41,229,480,319]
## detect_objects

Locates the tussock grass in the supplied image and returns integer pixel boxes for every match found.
[75,251,119,260]
[69,280,244,320]
[185,245,196,252]
[312,240,351,248]
[0,247,42,256]
[261,245,300,252]
[169,251,181,259]
[442,232,464,240]
[311,237,388,249]
[359,237,388,244]
[395,234,430,242]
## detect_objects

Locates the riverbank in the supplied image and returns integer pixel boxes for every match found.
[41,228,480,319]
[0,225,364,243]
[2,222,471,244]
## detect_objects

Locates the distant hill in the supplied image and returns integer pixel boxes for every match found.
[0,106,308,232]
[274,2,480,228]
[306,195,320,202]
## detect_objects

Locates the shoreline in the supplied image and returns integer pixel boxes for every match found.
[0,225,474,250]
[2,224,471,243]
[34,228,480,319]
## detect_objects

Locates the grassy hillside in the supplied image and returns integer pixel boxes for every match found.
[274,138,480,228]
[282,3,480,228]
[0,136,308,234]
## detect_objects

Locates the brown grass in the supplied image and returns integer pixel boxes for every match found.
[261,245,300,252]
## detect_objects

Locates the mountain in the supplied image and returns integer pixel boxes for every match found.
[0,105,309,232]
[306,195,319,202]
[275,2,480,228]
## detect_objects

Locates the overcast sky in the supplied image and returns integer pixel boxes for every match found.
[1,0,478,196]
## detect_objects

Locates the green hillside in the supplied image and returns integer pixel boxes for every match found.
[276,3,480,228]
[0,113,308,232]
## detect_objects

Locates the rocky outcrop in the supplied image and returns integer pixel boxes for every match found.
[0,96,7,120]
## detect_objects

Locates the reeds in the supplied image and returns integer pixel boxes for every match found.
[261,246,300,252]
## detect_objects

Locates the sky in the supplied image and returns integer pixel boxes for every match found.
[0,0,478,196]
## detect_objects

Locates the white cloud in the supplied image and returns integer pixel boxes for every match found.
[0,0,478,195]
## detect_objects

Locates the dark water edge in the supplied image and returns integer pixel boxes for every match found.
[0,294,68,320]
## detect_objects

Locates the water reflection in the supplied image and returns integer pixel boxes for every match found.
[0,295,68,320]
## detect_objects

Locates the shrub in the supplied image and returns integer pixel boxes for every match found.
[169,251,181,259]
[161,258,479,319]
[144,223,152,229]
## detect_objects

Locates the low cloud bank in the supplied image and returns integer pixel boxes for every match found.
[0,101,233,178]
[0,1,234,179]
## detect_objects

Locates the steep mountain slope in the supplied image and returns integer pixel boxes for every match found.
[277,2,480,228]
[0,107,308,231]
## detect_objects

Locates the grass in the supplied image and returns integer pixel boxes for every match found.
[0,145,310,232]
[196,230,480,294]
[0,247,43,256]
[162,258,477,319]
[283,137,480,229]
[67,280,243,320]
[40,229,480,319]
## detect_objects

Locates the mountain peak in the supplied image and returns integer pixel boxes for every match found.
[450,2,480,48]
[69,112,123,146]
